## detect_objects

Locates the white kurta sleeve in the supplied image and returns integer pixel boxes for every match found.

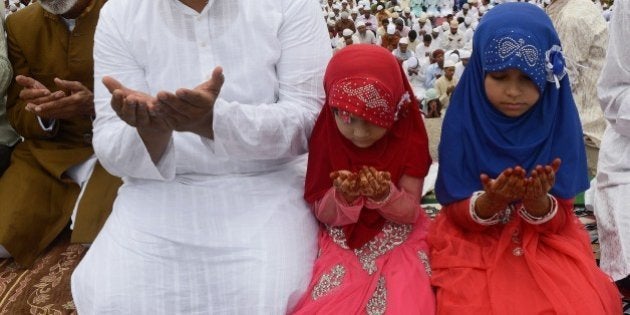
[208,0,331,160]
[597,1,630,138]
[91,3,176,181]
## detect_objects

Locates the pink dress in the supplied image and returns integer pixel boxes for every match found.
[291,186,436,315]
[429,197,622,315]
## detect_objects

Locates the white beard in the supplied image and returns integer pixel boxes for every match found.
[39,0,79,15]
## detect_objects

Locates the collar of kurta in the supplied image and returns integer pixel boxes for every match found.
[42,0,98,21]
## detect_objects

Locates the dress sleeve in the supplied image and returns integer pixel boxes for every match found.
[523,197,572,234]
[312,187,364,226]
[364,175,424,224]
[443,197,493,233]
[91,4,175,180]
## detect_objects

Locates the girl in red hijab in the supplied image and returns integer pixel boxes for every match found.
[292,45,435,314]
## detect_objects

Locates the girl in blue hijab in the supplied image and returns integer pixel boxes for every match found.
[428,3,621,314]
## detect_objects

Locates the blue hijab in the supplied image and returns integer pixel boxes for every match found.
[435,3,589,205]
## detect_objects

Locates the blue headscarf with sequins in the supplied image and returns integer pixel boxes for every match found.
[435,2,589,205]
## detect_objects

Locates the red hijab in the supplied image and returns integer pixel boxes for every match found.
[305,45,431,249]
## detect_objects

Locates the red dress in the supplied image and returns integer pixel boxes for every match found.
[429,197,621,314]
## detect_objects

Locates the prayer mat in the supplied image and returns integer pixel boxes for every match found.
[0,230,83,315]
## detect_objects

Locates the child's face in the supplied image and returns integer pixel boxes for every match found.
[484,68,540,117]
[334,111,387,148]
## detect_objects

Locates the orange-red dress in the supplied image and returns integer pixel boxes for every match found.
[429,197,621,315]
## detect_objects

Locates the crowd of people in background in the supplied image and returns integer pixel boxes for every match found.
[321,0,613,117]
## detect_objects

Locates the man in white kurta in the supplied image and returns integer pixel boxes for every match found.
[70,0,331,313]
[593,0,630,288]
[546,0,608,177]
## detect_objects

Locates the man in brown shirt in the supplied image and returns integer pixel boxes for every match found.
[0,0,121,266]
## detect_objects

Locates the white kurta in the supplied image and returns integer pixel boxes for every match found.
[70,0,331,313]
[546,0,608,148]
[593,0,630,282]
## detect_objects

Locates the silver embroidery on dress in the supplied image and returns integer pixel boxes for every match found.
[328,222,413,275]
[366,276,387,315]
[354,223,413,275]
[312,264,346,301]
[417,250,432,277]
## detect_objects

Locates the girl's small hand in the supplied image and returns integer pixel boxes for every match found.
[480,166,527,203]
[478,166,526,215]
[358,166,391,201]
[330,170,361,203]
[523,158,561,215]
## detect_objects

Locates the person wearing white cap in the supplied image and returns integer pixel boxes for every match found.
[402,55,427,102]
[434,58,458,109]
[335,28,358,52]
[392,36,415,62]
[335,10,356,34]
[414,13,432,36]
[375,4,391,27]
[355,20,377,44]
[401,6,415,27]
[393,17,410,37]
[379,23,401,51]
[355,6,378,32]
[441,19,465,51]
[453,49,470,81]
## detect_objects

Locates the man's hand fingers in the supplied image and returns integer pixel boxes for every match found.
[55,78,88,92]
[196,67,225,95]
[15,75,46,89]
[102,76,126,95]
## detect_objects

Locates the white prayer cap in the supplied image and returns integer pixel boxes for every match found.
[342,28,354,37]
[351,8,359,13]
[444,59,457,68]
[405,57,419,69]
[387,24,396,35]
[9,4,17,11]
[399,37,409,44]
[418,14,427,22]
[468,0,478,3]
[441,21,449,31]
[543,0,551,4]
[432,27,440,33]
[464,16,472,25]
[340,11,349,18]
[391,12,399,19]
[459,49,472,59]
[333,4,341,9]
[394,6,402,12]
[356,21,366,27]
[449,20,459,28]
[463,3,470,9]
[357,4,364,9]
[327,20,336,27]
[372,0,377,4]
[426,12,434,18]
[425,88,439,101]
[328,12,335,18]
[479,6,487,13]
[404,7,411,13]
[341,0,348,3]
[377,5,383,10]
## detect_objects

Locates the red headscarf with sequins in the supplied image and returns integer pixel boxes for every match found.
[305,44,431,249]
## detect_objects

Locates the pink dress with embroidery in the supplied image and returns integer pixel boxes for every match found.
[291,186,436,315]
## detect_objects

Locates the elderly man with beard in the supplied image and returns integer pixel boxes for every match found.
[0,0,121,265]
